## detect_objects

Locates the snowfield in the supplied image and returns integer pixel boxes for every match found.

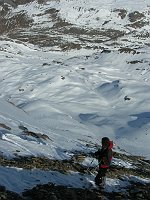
[0,41,149,159]
[0,0,150,197]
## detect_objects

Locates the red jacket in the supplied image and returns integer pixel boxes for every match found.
[94,141,113,168]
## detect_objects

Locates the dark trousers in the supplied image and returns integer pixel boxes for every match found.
[95,167,108,186]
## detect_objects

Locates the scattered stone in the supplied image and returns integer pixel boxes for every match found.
[124,96,131,101]
[42,63,50,66]
[0,123,11,130]
[101,49,111,53]
[19,88,24,92]
[127,60,143,64]
[118,48,137,54]
[102,20,111,25]
[113,9,127,19]
[18,125,28,132]
[18,125,51,140]
[79,67,85,70]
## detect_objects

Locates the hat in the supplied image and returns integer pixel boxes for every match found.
[102,137,110,146]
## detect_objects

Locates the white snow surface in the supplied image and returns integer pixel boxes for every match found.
[0,40,149,159]
[0,0,150,194]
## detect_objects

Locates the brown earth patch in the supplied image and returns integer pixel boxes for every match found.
[0,12,33,34]
[127,20,149,29]
[18,125,51,140]
[0,123,11,130]
[0,151,149,179]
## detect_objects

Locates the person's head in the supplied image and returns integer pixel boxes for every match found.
[101,137,110,148]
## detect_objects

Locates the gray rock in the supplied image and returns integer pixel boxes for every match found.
[0,0,17,8]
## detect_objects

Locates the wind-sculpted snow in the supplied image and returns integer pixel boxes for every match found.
[0,40,149,158]
[0,0,150,198]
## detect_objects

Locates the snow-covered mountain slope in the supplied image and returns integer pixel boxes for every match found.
[0,39,149,159]
[0,0,150,198]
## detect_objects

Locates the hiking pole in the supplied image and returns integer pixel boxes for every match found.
[86,159,102,175]
[86,158,94,172]
[86,157,98,174]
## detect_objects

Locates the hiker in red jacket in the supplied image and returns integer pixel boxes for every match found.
[94,137,113,187]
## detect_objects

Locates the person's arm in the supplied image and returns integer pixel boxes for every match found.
[94,149,107,163]
[94,149,101,157]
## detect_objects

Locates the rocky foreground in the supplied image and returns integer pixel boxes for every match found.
[0,150,150,200]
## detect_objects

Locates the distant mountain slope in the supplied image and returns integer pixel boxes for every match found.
[0,0,149,50]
